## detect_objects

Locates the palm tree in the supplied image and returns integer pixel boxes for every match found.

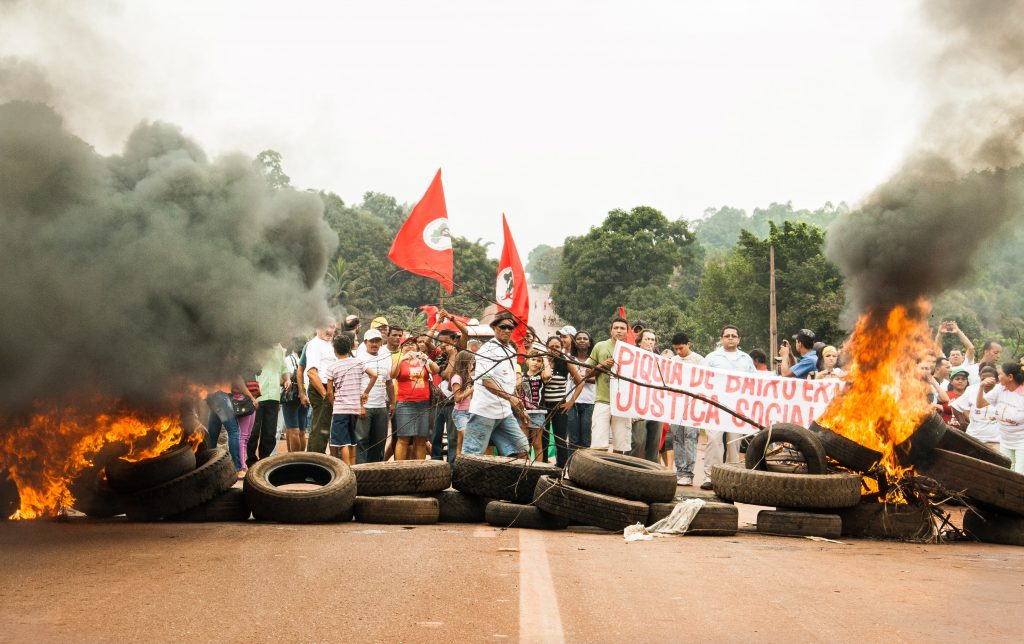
[325,257,373,313]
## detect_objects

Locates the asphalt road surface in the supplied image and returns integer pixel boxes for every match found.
[2,505,1022,643]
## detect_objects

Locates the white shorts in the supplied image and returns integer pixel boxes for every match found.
[591,402,632,452]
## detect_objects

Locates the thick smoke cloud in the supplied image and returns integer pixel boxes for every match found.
[827,0,1024,322]
[0,100,336,415]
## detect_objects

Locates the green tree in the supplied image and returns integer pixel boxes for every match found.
[526,244,563,285]
[254,149,291,190]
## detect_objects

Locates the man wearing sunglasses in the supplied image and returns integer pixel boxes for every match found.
[461,311,530,457]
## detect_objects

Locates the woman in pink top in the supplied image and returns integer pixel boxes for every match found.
[449,350,476,456]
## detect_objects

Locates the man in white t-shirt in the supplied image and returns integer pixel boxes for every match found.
[354,328,394,463]
[462,311,530,457]
[303,319,337,454]
[966,340,1002,385]
[701,324,756,490]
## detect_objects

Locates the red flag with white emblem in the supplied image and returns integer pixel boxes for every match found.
[388,169,454,293]
[496,214,529,344]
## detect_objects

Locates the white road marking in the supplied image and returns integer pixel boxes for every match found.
[518,530,566,644]
[473,526,499,538]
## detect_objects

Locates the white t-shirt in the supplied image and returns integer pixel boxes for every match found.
[965,364,981,386]
[984,384,1024,449]
[469,339,517,420]
[359,350,393,409]
[573,364,597,405]
[304,337,336,386]
[951,384,1001,443]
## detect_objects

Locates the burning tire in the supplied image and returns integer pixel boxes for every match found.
[744,423,828,474]
[69,465,123,518]
[756,509,842,539]
[533,475,648,531]
[432,489,489,523]
[166,487,250,522]
[1,469,20,519]
[565,450,676,503]
[936,428,1012,469]
[244,452,356,523]
[107,444,197,494]
[452,454,560,504]
[485,500,568,530]
[894,413,946,467]
[122,448,237,520]
[963,509,1024,546]
[351,460,451,496]
[352,495,439,524]
[808,422,882,472]
[711,464,862,509]
[835,498,933,540]
[646,502,738,534]
[919,448,1024,517]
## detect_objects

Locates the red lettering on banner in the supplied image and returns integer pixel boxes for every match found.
[655,356,671,385]
[670,362,684,386]
[689,368,706,388]
[814,382,839,404]
[790,405,805,426]
[668,390,682,418]
[703,373,715,390]
[704,396,720,424]
[781,380,797,401]
[733,399,749,427]
[725,375,741,393]
[651,391,665,416]
[802,381,815,403]
[740,377,756,396]
[615,382,634,413]
[618,347,636,379]
[635,383,650,415]
[765,402,782,424]
[636,353,650,382]
[762,379,779,398]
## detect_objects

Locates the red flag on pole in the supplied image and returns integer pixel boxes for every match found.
[618,306,637,344]
[497,214,529,345]
[388,169,454,293]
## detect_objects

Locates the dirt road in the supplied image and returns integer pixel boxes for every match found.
[2,511,1021,643]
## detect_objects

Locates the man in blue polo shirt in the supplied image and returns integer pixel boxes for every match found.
[779,328,818,379]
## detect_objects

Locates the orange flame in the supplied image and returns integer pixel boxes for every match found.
[816,304,935,486]
[0,408,184,519]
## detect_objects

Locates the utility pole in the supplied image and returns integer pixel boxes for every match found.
[769,244,778,372]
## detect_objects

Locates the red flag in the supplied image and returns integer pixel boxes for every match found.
[618,306,637,344]
[497,214,529,345]
[388,169,454,293]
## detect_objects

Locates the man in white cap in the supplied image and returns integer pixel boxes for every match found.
[354,328,394,463]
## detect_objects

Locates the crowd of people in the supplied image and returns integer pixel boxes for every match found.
[198,309,1024,486]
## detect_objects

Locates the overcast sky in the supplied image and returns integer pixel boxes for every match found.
[1,0,931,256]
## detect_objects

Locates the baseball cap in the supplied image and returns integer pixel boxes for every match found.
[949,367,969,379]
[364,329,383,341]
[371,316,389,329]
[557,325,577,337]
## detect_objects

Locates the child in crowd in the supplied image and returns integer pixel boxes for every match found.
[519,349,549,460]
[324,332,377,465]
[450,350,476,456]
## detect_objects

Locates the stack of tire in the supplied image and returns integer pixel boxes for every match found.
[350,460,452,524]
[712,424,862,539]
[75,445,244,521]
[809,414,1024,544]
[451,454,566,530]
[533,451,739,534]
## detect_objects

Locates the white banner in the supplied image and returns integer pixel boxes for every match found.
[608,342,841,434]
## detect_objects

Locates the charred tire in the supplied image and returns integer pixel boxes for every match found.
[936,428,1011,469]
[963,509,1024,546]
[808,422,881,472]
[69,466,123,518]
[565,450,676,503]
[352,460,452,495]
[836,500,933,539]
[485,501,568,530]
[107,444,197,495]
[646,501,738,535]
[919,448,1024,517]
[711,464,862,509]
[756,509,841,539]
[533,475,648,531]
[353,495,439,524]
[122,448,236,520]
[1,469,20,519]
[452,454,560,504]
[744,423,828,474]
[244,452,356,523]
[432,489,488,523]
[894,413,946,467]
[166,488,250,522]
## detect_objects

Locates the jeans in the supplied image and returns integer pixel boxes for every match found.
[247,400,280,467]
[280,400,307,431]
[668,425,698,478]
[355,406,390,463]
[463,414,529,456]
[306,385,331,454]
[566,403,594,453]
[206,391,242,470]
[430,405,454,460]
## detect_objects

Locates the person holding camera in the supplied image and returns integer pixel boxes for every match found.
[390,335,440,460]
[935,320,975,367]
[778,329,818,379]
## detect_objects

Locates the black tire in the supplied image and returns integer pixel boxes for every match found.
[836,499,933,539]
[565,450,676,503]
[963,509,1024,546]
[452,454,560,504]
[808,422,881,472]
[756,509,841,538]
[485,501,568,530]
[744,423,828,474]
[936,428,1012,468]
[1,468,19,519]
[711,463,862,509]
[894,413,946,467]
[166,488,250,522]
[106,444,197,494]
[646,501,738,534]
[69,465,123,518]
[352,460,451,496]
[533,475,648,531]
[353,495,439,524]
[919,448,1024,516]
[244,452,356,523]
[432,489,488,523]
[122,448,237,520]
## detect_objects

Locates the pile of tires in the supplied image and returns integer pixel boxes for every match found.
[244,452,356,523]
[348,460,451,524]
[451,454,563,529]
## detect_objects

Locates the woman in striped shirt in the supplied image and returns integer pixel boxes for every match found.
[543,335,580,466]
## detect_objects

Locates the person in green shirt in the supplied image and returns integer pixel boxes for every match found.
[248,343,290,467]
[587,317,631,453]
